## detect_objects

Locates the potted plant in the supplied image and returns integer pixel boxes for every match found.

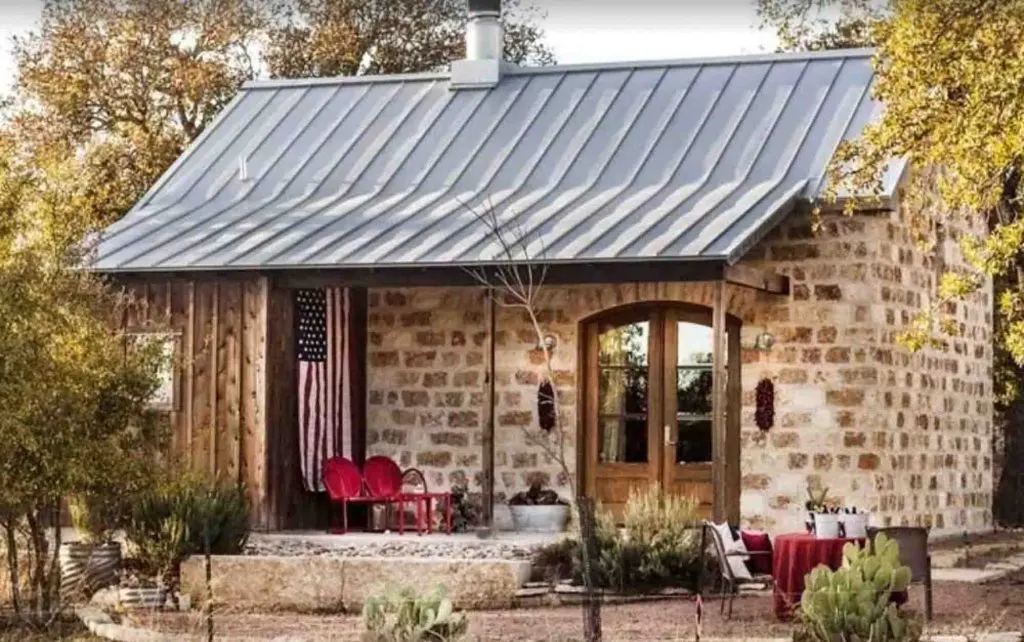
[508,482,570,533]
[60,493,125,600]
[121,483,189,610]
[805,486,840,538]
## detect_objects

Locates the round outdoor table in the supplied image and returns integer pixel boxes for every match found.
[772,533,866,620]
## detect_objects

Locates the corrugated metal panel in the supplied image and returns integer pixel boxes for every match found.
[93,48,895,272]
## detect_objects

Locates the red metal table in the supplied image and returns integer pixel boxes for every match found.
[772,533,865,620]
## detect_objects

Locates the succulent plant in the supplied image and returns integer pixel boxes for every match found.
[794,532,921,642]
[362,585,468,641]
[805,485,829,513]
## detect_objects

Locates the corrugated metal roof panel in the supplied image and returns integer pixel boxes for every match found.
[93,48,896,272]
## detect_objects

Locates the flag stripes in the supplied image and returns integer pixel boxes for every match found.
[296,288,353,492]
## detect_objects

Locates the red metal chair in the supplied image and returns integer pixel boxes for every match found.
[363,456,452,535]
[322,456,408,534]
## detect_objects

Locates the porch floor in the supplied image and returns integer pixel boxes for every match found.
[245,530,562,559]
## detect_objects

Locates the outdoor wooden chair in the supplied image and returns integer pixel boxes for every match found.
[698,521,773,619]
[867,526,933,621]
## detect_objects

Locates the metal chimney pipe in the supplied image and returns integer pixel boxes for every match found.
[466,0,502,61]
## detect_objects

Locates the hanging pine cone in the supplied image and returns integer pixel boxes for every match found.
[755,378,774,431]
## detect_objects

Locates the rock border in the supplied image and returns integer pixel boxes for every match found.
[76,605,264,642]
[77,605,179,642]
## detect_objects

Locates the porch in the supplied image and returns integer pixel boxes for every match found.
[272,261,789,533]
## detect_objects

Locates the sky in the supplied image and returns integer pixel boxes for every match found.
[0,0,777,93]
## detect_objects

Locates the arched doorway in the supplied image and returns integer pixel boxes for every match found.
[580,302,741,520]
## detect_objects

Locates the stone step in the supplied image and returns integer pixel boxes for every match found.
[181,555,532,612]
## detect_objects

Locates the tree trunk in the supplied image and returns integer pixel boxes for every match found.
[576,497,602,642]
[4,519,22,619]
[995,369,1024,526]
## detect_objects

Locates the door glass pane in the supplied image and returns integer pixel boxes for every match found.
[675,322,714,464]
[598,321,648,463]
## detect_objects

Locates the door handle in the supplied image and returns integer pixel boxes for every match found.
[664,424,676,445]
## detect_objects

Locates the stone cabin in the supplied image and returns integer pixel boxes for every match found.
[93,4,993,535]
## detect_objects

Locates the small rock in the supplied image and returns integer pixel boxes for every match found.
[515,587,550,598]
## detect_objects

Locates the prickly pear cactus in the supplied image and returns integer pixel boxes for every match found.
[362,585,469,642]
[793,533,922,642]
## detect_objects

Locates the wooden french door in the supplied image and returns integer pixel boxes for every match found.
[583,303,739,520]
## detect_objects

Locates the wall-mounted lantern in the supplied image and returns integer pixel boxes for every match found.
[751,330,775,352]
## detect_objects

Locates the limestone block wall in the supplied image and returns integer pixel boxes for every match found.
[365,284,760,501]
[364,208,993,536]
[740,209,992,534]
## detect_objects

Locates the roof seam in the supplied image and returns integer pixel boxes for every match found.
[241,47,876,91]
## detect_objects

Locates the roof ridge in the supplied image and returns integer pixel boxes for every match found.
[242,47,876,91]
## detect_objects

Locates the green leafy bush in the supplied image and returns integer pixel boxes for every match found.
[533,485,701,593]
[362,585,468,642]
[125,473,249,581]
[794,532,922,642]
[68,492,127,544]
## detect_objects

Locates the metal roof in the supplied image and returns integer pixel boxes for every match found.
[93,48,900,273]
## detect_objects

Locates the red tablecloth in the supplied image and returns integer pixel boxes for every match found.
[772,533,865,620]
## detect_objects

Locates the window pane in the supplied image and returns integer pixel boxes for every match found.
[675,321,714,464]
[677,322,713,365]
[676,368,712,415]
[599,321,648,366]
[597,320,649,463]
[599,367,648,415]
[599,416,648,463]
[677,418,713,463]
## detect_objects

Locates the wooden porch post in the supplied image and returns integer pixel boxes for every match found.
[482,288,496,531]
[711,281,727,523]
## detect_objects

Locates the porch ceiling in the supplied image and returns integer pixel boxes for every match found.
[93,48,896,274]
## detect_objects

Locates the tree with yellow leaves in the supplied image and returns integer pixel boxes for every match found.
[0,144,167,628]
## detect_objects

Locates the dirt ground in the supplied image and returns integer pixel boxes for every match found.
[132,568,1024,642]
[931,528,1024,551]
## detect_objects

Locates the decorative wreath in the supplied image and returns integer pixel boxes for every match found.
[755,378,775,431]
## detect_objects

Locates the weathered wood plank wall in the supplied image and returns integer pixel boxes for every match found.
[117,276,367,531]
[119,276,275,528]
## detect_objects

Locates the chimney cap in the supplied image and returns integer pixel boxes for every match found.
[468,0,501,15]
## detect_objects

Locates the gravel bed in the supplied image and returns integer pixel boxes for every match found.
[243,537,546,560]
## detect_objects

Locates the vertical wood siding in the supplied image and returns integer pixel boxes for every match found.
[118,276,368,531]
[120,276,273,529]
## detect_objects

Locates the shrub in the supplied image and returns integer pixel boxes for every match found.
[449,484,479,533]
[533,485,702,593]
[68,492,127,544]
[362,585,468,642]
[587,487,701,593]
[531,536,577,584]
[508,481,568,506]
[794,532,922,642]
[125,473,249,582]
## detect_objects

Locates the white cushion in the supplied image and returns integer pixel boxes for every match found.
[712,522,753,581]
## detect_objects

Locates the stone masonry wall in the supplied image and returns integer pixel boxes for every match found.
[740,208,992,534]
[365,284,760,503]
[365,208,993,536]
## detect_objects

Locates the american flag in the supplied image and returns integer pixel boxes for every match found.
[296,288,353,492]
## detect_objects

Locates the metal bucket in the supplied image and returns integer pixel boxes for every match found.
[370,505,391,531]
[59,542,122,602]
[118,586,167,610]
